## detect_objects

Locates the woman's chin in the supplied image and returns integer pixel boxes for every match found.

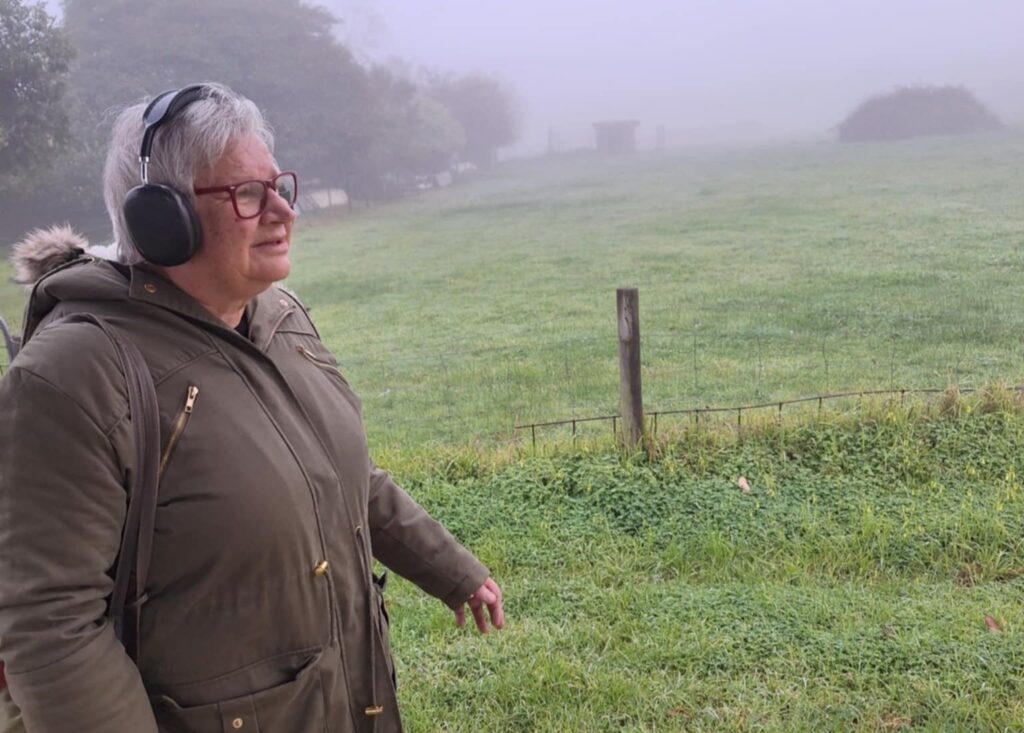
[252,246,292,282]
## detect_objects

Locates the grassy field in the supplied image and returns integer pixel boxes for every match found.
[3,131,1024,444]
[383,399,1024,732]
[285,130,1024,447]
[3,133,1024,730]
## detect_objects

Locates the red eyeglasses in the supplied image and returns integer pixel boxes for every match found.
[194,171,298,219]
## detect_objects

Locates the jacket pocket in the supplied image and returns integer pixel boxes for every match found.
[297,345,351,388]
[158,385,199,480]
[149,648,325,733]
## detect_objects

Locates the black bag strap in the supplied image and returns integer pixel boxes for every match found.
[62,314,160,662]
[0,316,18,366]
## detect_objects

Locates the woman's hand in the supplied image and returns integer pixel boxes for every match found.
[453,577,504,633]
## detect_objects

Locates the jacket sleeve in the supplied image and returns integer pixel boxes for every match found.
[0,366,157,732]
[367,464,489,609]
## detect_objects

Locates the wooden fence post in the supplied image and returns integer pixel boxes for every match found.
[617,288,644,449]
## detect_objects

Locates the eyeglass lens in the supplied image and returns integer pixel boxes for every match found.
[234,174,297,218]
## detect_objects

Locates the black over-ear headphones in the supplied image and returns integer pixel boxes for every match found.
[122,84,207,267]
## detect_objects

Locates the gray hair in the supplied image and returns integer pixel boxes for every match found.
[102,82,275,264]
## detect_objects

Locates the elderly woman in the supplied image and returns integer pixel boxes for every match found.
[0,82,502,732]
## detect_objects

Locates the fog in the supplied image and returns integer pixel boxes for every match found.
[327,0,1024,153]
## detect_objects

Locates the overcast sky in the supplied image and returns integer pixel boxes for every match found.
[328,0,1024,151]
[45,0,1024,152]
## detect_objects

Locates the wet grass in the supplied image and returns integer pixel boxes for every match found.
[4,136,1024,730]
[287,131,1024,447]
[3,132,1024,446]
[384,399,1024,731]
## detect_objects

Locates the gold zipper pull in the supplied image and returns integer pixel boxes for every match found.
[184,385,199,413]
[159,385,201,480]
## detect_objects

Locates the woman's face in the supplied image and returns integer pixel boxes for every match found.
[185,134,296,303]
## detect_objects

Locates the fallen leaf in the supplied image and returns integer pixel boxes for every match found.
[955,563,982,587]
[880,712,912,729]
[985,615,1002,633]
[737,476,751,493]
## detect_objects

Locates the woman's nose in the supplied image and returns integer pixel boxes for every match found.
[264,188,297,222]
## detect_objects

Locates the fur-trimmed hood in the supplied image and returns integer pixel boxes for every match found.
[11,224,121,289]
[9,226,131,348]
[10,224,93,289]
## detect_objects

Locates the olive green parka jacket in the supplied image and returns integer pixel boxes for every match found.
[0,252,489,733]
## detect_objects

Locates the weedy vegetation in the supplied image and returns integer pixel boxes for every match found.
[387,397,1024,731]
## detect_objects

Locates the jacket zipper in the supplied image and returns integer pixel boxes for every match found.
[158,385,199,479]
[296,345,350,385]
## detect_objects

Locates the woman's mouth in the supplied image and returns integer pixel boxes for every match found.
[253,239,290,259]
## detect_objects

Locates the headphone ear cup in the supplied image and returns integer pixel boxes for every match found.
[123,184,202,267]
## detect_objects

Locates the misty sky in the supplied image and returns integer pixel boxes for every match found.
[44,0,1024,152]
[331,0,1024,151]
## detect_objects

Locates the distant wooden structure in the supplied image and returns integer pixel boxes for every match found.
[593,120,640,154]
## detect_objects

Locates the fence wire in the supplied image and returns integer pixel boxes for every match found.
[514,387,982,449]
[2,315,1020,447]
[348,326,1024,447]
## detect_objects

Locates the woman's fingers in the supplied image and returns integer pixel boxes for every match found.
[451,577,506,632]
[481,578,505,630]
[471,599,489,633]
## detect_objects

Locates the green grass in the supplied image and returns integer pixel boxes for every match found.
[4,136,1024,729]
[279,130,1024,446]
[383,401,1024,731]
[4,131,1024,444]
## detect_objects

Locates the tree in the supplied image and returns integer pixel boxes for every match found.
[837,85,1002,143]
[60,0,377,208]
[427,73,521,167]
[8,0,503,226]
[0,0,73,190]
[349,67,464,198]
[398,95,464,177]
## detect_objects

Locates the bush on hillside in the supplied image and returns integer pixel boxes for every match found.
[837,85,1002,142]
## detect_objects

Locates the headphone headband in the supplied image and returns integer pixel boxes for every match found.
[138,84,206,182]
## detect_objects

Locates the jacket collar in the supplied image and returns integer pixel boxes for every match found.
[128,267,294,351]
[249,289,297,352]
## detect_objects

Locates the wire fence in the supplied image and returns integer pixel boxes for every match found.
[3,316,1022,447]
[513,387,980,449]
[338,325,1024,447]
